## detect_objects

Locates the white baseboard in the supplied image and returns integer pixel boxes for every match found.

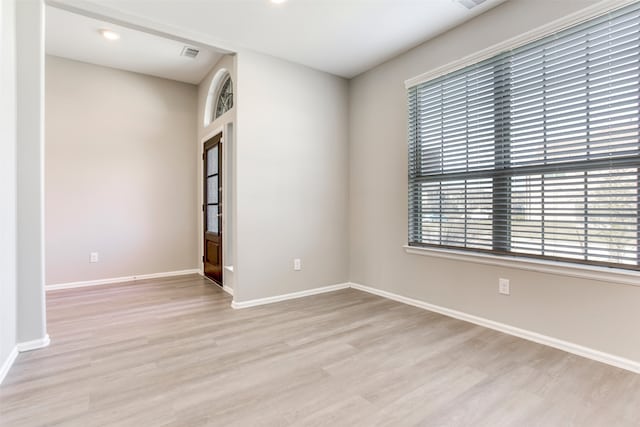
[16,334,51,352]
[231,283,350,309]
[0,335,51,385]
[46,269,200,291]
[0,346,18,385]
[349,282,640,374]
[222,285,234,296]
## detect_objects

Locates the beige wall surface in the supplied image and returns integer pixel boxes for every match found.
[235,50,350,302]
[0,0,18,369]
[349,0,640,363]
[45,56,198,285]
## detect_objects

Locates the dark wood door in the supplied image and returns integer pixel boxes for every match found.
[203,134,222,285]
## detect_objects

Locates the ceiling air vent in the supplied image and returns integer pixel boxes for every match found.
[456,0,487,10]
[181,46,200,59]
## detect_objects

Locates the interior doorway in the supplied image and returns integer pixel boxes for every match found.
[203,133,223,285]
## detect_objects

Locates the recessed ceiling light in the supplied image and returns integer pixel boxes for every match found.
[270,0,287,4]
[100,29,120,41]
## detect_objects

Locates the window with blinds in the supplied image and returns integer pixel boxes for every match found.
[408,2,640,270]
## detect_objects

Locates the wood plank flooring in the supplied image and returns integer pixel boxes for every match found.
[1,274,639,426]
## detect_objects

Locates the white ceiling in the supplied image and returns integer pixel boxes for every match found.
[46,6,225,84]
[49,0,507,80]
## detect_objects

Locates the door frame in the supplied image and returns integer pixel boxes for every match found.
[199,122,234,292]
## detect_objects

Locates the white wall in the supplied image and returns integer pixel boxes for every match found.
[16,0,46,345]
[45,56,199,285]
[234,50,350,302]
[0,0,18,378]
[349,0,640,363]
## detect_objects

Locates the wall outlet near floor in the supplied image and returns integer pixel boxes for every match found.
[293,258,301,271]
[90,252,99,263]
[498,278,510,295]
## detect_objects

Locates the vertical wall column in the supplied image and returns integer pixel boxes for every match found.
[16,0,48,346]
[0,0,18,371]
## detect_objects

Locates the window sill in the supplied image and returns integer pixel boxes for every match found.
[403,245,640,287]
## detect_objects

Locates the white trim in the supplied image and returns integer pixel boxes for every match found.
[405,0,636,88]
[404,245,640,287]
[231,283,350,309]
[203,70,230,127]
[0,347,18,385]
[16,334,50,352]
[222,285,234,296]
[224,265,234,273]
[200,126,224,145]
[45,269,200,291]
[349,282,640,374]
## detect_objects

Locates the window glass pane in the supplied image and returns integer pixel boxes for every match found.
[510,169,638,264]
[420,179,493,250]
[215,76,233,119]
[511,175,543,255]
[208,175,218,204]
[207,205,218,233]
[542,172,590,259]
[207,146,218,176]
[586,168,638,265]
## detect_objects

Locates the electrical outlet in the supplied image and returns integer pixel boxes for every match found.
[498,278,510,295]
[90,252,99,263]
[293,258,301,271]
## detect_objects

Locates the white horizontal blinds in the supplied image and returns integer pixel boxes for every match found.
[414,59,499,176]
[506,3,640,266]
[509,6,640,168]
[409,57,502,249]
[408,2,640,269]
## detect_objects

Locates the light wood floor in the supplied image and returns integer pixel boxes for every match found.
[1,275,639,426]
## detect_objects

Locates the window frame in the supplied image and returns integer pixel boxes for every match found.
[406,0,640,273]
